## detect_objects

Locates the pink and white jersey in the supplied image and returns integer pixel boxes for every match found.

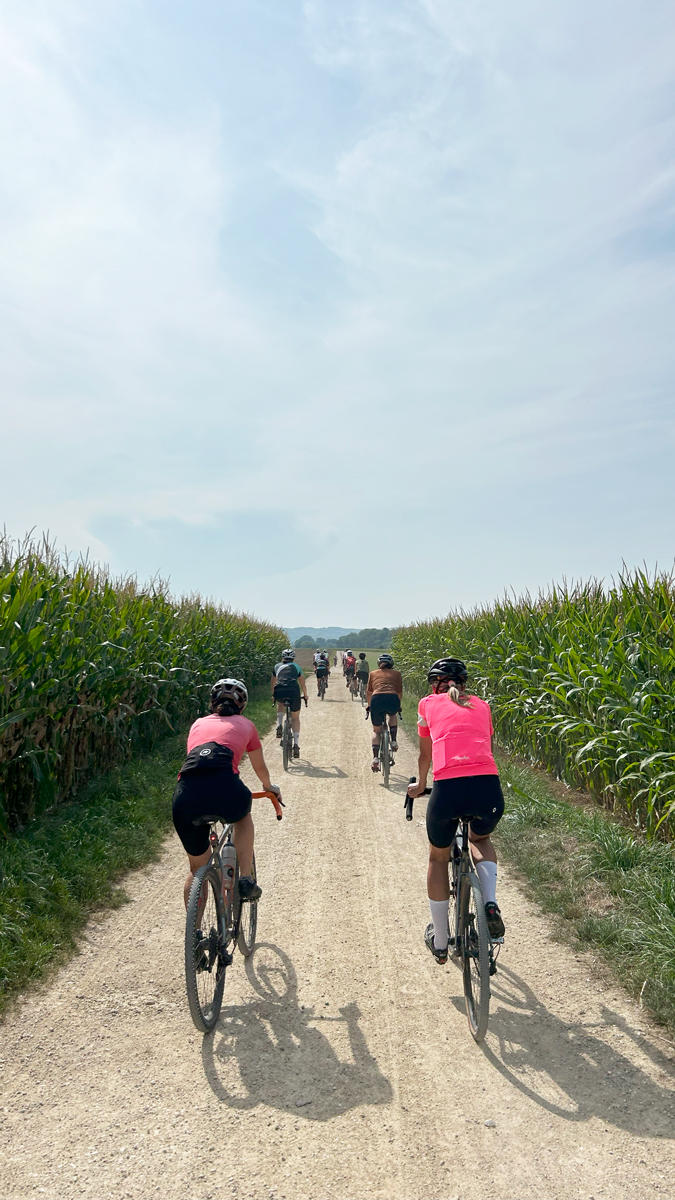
[186,714,261,775]
[417,693,497,780]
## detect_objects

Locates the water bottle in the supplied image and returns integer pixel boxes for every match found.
[220,843,237,909]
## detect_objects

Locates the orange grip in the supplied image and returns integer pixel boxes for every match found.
[251,790,284,820]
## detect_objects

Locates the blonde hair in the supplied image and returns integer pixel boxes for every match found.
[443,683,473,708]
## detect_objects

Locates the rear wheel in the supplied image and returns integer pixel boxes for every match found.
[236,854,258,956]
[460,871,490,1042]
[185,865,227,1034]
[282,712,292,771]
[381,727,391,788]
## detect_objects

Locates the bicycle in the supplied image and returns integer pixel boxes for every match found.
[348,674,359,701]
[405,779,502,1043]
[358,676,367,705]
[366,708,397,787]
[317,673,328,700]
[184,789,284,1034]
[277,695,307,768]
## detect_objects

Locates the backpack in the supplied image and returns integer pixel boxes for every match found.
[178,741,234,778]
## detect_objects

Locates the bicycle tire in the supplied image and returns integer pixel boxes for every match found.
[236,854,258,956]
[381,727,390,788]
[282,713,291,771]
[185,865,227,1034]
[459,870,490,1042]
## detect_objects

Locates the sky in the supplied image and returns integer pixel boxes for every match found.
[1,0,675,628]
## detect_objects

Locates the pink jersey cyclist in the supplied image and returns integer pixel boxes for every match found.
[407,657,506,963]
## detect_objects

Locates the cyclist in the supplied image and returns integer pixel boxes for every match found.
[407,657,506,964]
[366,653,402,770]
[314,649,330,695]
[272,648,308,758]
[355,652,370,694]
[172,678,281,908]
[343,649,357,687]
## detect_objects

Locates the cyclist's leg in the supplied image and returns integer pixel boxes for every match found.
[185,850,211,909]
[232,812,254,877]
[425,781,462,953]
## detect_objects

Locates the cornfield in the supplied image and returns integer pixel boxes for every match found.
[0,536,286,833]
[392,568,675,837]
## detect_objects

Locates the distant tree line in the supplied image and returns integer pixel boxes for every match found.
[294,627,394,649]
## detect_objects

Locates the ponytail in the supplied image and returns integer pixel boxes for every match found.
[211,699,241,717]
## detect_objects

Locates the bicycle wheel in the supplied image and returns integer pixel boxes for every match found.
[236,854,258,956]
[282,713,291,771]
[185,865,227,1034]
[459,870,490,1042]
[381,727,391,788]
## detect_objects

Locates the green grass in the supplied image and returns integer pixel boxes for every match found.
[494,753,675,1032]
[0,686,277,1014]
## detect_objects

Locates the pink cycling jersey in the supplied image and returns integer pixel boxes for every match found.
[186,714,261,774]
[417,693,498,780]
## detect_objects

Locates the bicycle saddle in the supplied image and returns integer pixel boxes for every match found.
[191,814,223,826]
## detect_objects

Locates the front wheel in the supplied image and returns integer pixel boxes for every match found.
[185,865,227,1034]
[460,871,491,1042]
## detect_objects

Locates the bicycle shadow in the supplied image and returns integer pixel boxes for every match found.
[201,943,393,1119]
[463,964,675,1136]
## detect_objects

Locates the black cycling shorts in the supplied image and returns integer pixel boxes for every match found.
[425,775,505,848]
[172,772,252,856]
[356,670,369,682]
[316,666,329,678]
[369,693,401,725]
[273,682,302,712]
[344,665,355,676]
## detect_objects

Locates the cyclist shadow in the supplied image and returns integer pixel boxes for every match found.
[291,762,348,779]
[464,963,675,1136]
[201,943,393,1119]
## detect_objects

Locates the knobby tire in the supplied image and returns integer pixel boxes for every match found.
[381,727,391,789]
[459,870,491,1042]
[185,865,227,1034]
[236,854,258,956]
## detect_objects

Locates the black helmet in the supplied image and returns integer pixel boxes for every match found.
[377,653,394,667]
[359,652,366,659]
[427,657,468,685]
[211,677,248,711]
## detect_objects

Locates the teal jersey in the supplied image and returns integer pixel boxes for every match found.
[273,661,303,685]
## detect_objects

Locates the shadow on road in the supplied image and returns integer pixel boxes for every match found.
[466,963,675,1136]
[290,761,349,779]
[201,943,392,1118]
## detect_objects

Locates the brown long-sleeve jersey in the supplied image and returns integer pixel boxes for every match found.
[366,668,403,701]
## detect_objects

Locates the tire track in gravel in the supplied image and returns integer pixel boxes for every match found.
[2,678,675,1199]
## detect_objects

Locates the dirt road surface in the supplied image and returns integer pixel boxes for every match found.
[2,680,675,1199]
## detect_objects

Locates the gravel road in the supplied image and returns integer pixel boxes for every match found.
[2,679,675,1199]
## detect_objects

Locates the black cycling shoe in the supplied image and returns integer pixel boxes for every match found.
[485,902,505,939]
[238,876,262,902]
[293,744,300,758]
[276,725,283,738]
[424,922,448,965]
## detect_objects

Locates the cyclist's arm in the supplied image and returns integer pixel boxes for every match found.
[270,671,277,695]
[248,747,276,791]
[297,669,308,699]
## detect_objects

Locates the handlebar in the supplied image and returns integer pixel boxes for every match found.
[405,776,431,821]
[251,790,285,821]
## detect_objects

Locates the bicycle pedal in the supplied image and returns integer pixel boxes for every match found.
[490,936,505,945]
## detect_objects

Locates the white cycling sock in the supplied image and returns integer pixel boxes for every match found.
[276,714,282,727]
[429,899,449,951]
[476,860,497,906]
[293,731,299,746]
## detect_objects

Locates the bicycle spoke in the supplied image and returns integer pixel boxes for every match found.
[185,866,227,1034]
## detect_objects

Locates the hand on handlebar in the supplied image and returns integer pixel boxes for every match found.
[303,695,308,707]
[407,780,429,799]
